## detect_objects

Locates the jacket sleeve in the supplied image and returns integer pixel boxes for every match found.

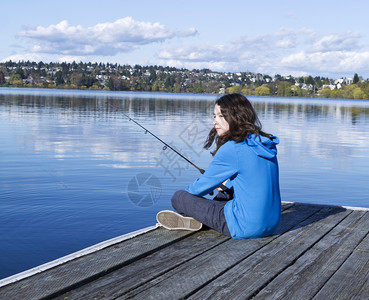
[186,142,238,197]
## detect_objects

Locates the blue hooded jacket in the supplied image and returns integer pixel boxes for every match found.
[186,134,281,239]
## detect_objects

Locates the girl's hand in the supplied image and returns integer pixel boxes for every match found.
[217,180,228,191]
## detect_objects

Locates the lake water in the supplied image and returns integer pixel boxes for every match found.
[1,87,369,279]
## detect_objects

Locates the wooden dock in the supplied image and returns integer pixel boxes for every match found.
[0,202,368,300]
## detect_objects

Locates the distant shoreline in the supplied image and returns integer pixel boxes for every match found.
[2,86,369,103]
[1,61,368,100]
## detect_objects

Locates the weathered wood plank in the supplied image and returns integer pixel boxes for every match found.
[0,228,193,300]
[188,206,350,300]
[3,203,365,300]
[118,203,324,299]
[54,229,230,299]
[0,203,292,300]
[312,226,369,300]
[50,203,296,300]
[253,210,369,299]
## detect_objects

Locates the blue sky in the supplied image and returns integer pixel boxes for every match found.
[2,0,369,78]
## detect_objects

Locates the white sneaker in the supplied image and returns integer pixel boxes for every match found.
[156,210,202,231]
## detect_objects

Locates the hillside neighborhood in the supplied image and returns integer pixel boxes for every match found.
[1,61,368,99]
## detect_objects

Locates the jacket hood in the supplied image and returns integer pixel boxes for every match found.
[246,134,279,159]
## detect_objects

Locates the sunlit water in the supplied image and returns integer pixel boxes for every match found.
[1,88,369,279]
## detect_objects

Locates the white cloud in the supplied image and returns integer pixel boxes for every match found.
[1,52,88,64]
[157,28,316,72]
[236,28,316,51]
[280,51,369,76]
[59,55,87,63]
[1,53,44,62]
[16,17,197,56]
[158,43,238,63]
[156,27,369,77]
[158,28,315,62]
[310,31,361,52]
[7,21,369,78]
[276,39,295,48]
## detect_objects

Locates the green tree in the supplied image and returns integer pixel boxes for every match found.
[330,88,342,99]
[149,67,157,82]
[305,76,315,86]
[107,75,127,91]
[319,88,332,98]
[37,61,45,70]
[10,73,23,86]
[70,72,82,87]
[15,67,26,79]
[152,80,165,91]
[81,73,97,88]
[267,82,279,96]
[196,82,204,93]
[314,76,323,88]
[359,81,369,98]
[241,87,252,95]
[0,71,5,85]
[164,75,175,91]
[353,87,366,99]
[254,86,270,96]
[353,73,360,84]
[55,71,64,85]
[345,84,359,99]
[173,83,181,93]
[30,72,41,85]
[226,84,244,94]
[288,85,302,97]
[277,81,291,97]
[297,77,305,84]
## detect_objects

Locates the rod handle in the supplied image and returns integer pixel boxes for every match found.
[198,169,230,194]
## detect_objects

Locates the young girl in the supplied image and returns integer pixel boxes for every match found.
[156,93,281,239]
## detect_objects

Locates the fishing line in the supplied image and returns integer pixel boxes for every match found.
[124,113,206,174]
[109,102,229,193]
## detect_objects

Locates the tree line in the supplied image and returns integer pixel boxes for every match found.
[0,60,368,99]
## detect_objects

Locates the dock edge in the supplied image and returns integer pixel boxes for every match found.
[0,224,159,287]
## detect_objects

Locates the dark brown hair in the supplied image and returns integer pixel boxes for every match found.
[204,93,271,154]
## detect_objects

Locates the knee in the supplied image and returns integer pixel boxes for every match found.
[171,190,187,211]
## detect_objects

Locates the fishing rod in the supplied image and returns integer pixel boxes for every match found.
[123,112,229,193]
[124,113,205,174]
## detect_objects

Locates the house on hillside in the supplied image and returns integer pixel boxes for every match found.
[334,79,344,89]
[322,84,336,90]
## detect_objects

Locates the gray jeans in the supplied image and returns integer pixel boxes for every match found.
[171,190,231,237]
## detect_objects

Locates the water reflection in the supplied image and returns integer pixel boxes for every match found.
[1,91,369,176]
[253,101,369,124]
[2,91,369,122]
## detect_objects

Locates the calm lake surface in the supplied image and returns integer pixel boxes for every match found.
[1,87,369,279]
